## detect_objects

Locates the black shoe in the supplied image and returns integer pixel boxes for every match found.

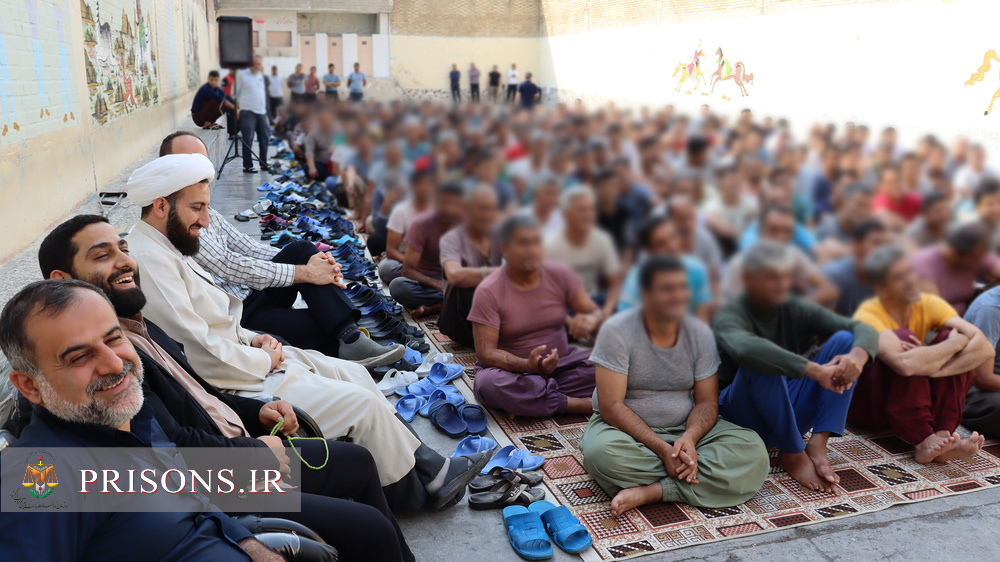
[428,452,492,510]
[243,168,259,174]
[260,165,273,173]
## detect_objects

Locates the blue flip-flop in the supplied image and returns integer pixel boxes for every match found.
[509,449,546,472]
[395,377,442,397]
[394,394,426,423]
[503,505,554,561]
[528,501,592,554]
[429,362,464,385]
[453,435,497,457]
[430,402,469,438]
[403,347,423,365]
[459,404,488,436]
[480,445,517,474]
[418,387,466,417]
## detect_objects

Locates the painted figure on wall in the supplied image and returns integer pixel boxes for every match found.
[23,0,51,119]
[966,49,1000,116]
[0,19,19,136]
[710,48,754,98]
[82,0,158,125]
[184,3,200,90]
[673,45,707,93]
[55,0,76,122]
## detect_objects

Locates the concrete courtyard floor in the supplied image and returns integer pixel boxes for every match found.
[3,123,1000,561]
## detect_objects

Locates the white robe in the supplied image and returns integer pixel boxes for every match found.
[127,220,419,485]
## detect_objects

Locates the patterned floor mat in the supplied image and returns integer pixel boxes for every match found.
[414,315,1000,560]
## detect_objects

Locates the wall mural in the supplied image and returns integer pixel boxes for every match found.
[673,42,755,101]
[0,17,17,137]
[81,0,159,125]
[966,50,1000,116]
[184,1,201,90]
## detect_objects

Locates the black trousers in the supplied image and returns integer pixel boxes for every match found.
[506,84,517,103]
[439,285,476,348]
[470,83,480,103]
[450,85,461,103]
[239,110,270,170]
[241,241,360,356]
[267,96,282,122]
[264,439,414,562]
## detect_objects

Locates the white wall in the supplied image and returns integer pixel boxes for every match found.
[539,0,1000,155]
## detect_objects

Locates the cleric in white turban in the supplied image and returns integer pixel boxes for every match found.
[125,153,216,208]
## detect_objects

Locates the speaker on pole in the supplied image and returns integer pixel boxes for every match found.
[217,16,253,69]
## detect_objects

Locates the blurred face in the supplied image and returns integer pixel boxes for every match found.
[977,191,1000,223]
[671,203,696,235]
[877,258,920,304]
[59,222,147,318]
[949,243,989,271]
[645,221,679,256]
[535,182,560,213]
[253,57,263,72]
[880,168,901,197]
[435,192,465,229]
[354,64,360,72]
[743,267,792,309]
[296,64,303,74]
[855,229,889,262]
[467,190,499,234]
[208,76,220,88]
[760,211,795,243]
[309,66,316,75]
[842,191,873,223]
[502,226,544,273]
[564,193,596,232]
[642,269,690,322]
[165,183,211,256]
[925,200,952,230]
[901,158,919,182]
[971,148,986,169]
[18,290,144,429]
[412,176,435,201]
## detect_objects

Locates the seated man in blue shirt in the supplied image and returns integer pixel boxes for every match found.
[618,215,714,322]
[740,177,817,254]
[191,70,236,135]
[0,280,279,561]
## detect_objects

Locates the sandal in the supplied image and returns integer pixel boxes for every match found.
[458,404,488,436]
[503,506,553,560]
[470,466,543,493]
[430,402,469,438]
[529,500,592,554]
[468,479,545,510]
[394,394,426,423]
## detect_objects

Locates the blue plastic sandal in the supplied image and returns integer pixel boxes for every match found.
[428,362,464,385]
[418,387,466,417]
[480,445,517,474]
[459,404,488,436]
[453,435,497,457]
[394,394,427,423]
[503,505,554,560]
[528,501,592,554]
[403,347,423,365]
[509,449,545,472]
[395,377,441,397]
[430,402,469,438]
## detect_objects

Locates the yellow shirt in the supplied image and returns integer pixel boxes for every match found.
[853,293,957,342]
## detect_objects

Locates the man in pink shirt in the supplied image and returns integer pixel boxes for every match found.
[469,215,605,418]
[911,221,1000,315]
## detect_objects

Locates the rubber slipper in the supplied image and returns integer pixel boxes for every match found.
[459,404,488,436]
[417,350,454,377]
[395,377,442,397]
[453,435,497,457]
[394,394,426,423]
[430,402,469,438]
[470,467,543,493]
[469,479,545,511]
[529,501,592,554]
[418,387,466,417]
[480,445,517,474]
[502,506,553,560]
[508,449,546,472]
[428,362,464,385]
[377,369,419,396]
[403,347,423,365]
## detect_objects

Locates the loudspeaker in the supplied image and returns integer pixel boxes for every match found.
[217,16,253,69]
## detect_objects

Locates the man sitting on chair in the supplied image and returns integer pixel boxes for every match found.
[581,256,769,514]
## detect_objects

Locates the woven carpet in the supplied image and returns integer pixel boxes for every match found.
[414,315,1000,561]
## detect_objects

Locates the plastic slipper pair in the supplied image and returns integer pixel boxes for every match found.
[503,506,553,561]
[480,445,546,474]
[402,346,423,365]
[376,369,418,396]
[429,403,488,438]
[428,362,464,385]
[418,387,466,417]
[416,350,454,377]
[470,466,543,493]
[394,394,426,423]
[530,501,592,554]
[453,435,497,457]
[469,477,545,510]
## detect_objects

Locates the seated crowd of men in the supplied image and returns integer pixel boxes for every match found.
[3,95,1000,559]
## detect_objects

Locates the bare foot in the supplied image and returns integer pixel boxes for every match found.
[410,304,442,319]
[914,432,959,464]
[610,483,661,516]
[778,451,829,493]
[933,432,986,463]
[805,440,839,490]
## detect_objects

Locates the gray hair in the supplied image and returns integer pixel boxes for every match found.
[742,240,795,275]
[862,243,908,286]
[500,214,540,244]
[0,280,112,377]
[466,183,498,205]
[560,185,594,211]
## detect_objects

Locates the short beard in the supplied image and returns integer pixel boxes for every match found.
[166,205,201,256]
[36,361,145,428]
[84,269,147,318]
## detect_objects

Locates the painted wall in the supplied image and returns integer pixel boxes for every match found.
[0,0,217,262]
[538,0,1000,153]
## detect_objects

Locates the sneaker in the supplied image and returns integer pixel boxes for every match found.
[339,332,406,368]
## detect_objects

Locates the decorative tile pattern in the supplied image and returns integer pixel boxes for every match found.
[905,488,943,500]
[867,464,919,485]
[636,502,691,528]
[778,478,839,502]
[816,503,859,518]
[744,481,800,514]
[556,480,611,506]
[835,468,879,493]
[946,481,983,493]
[718,522,764,536]
[518,432,566,453]
[543,455,588,479]
[915,463,969,482]
[952,454,999,472]
[607,540,656,558]
[767,513,812,527]
[830,440,885,462]
[697,505,742,519]
[870,436,914,455]
[580,509,639,540]
[653,526,714,548]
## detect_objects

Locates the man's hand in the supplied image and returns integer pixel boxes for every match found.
[527,345,560,376]
[947,328,970,348]
[825,347,869,385]
[671,434,700,484]
[259,400,299,435]
[566,314,599,341]
[237,537,286,562]
[899,332,921,351]
[251,334,284,371]
[307,164,318,179]
[804,361,852,394]
[299,252,341,286]
[656,443,685,479]
[256,435,292,475]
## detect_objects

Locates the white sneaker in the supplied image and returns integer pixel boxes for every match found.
[377,369,419,396]
[416,351,454,378]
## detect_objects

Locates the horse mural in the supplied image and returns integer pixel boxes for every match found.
[673,47,707,92]
[710,48,754,97]
[966,49,1000,115]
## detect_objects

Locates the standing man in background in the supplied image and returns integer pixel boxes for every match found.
[488,65,501,104]
[348,63,367,102]
[236,55,271,174]
[267,65,283,124]
[517,73,541,111]
[449,64,461,104]
[468,63,481,103]
[506,63,519,104]
[304,66,320,103]
[287,63,307,102]
[323,63,341,101]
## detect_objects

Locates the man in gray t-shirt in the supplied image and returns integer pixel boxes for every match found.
[580,255,769,511]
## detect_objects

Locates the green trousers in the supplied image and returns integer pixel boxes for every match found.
[580,413,769,508]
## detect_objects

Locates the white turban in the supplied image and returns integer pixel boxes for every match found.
[126,153,216,207]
